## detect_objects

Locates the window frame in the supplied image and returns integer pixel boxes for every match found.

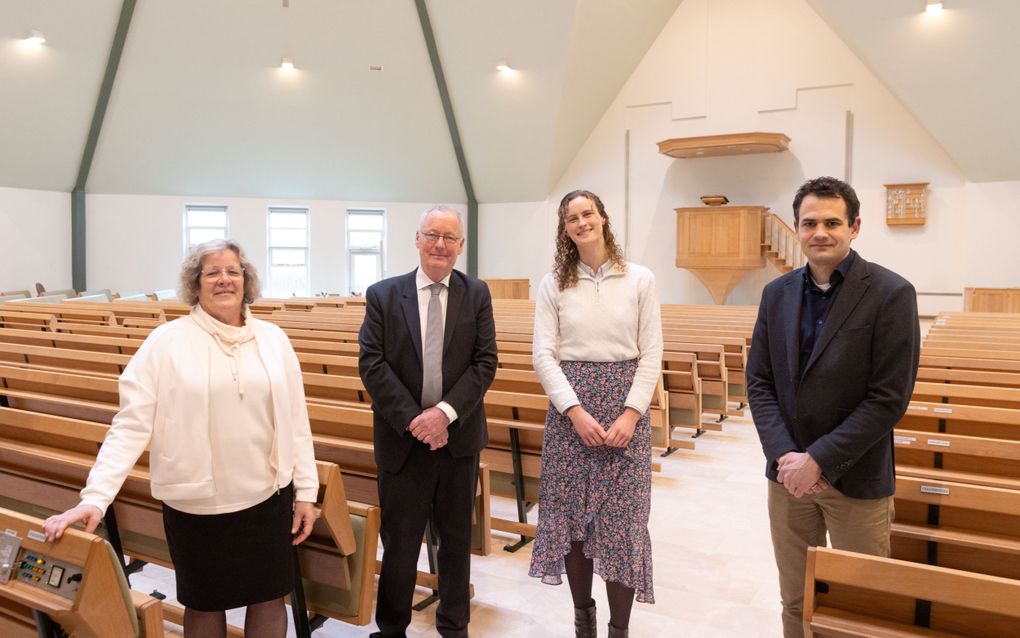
[346,208,386,295]
[183,204,229,256]
[266,206,311,297]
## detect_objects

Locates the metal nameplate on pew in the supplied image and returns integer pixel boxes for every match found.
[920,485,951,496]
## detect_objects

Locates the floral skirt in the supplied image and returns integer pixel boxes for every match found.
[528,359,654,603]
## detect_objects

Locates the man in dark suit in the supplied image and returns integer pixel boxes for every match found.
[359,206,497,638]
[746,176,920,638]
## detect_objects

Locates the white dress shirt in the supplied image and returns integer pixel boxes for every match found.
[416,268,459,423]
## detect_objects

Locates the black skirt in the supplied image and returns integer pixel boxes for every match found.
[162,483,295,611]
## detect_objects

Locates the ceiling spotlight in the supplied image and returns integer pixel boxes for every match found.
[26,29,46,45]
[925,1,944,16]
[281,57,295,72]
[496,61,514,74]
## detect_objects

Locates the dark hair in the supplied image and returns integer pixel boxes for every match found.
[553,190,626,290]
[792,176,860,226]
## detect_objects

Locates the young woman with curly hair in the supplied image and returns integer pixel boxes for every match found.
[529,190,663,638]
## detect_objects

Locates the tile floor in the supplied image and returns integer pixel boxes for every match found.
[131,409,785,637]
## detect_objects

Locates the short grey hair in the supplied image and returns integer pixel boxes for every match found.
[178,238,261,306]
[418,206,464,236]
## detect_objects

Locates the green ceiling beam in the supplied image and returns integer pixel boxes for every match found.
[72,0,136,291]
[414,0,478,276]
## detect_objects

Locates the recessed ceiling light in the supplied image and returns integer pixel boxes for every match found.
[496,60,515,74]
[26,29,46,45]
[926,1,944,16]
[281,57,295,72]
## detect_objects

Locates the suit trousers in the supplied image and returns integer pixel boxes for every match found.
[767,479,894,638]
[373,443,479,638]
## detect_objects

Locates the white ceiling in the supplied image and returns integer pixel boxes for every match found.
[808,0,1020,183]
[1,0,1017,204]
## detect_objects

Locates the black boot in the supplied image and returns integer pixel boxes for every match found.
[573,600,597,638]
[607,623,628,638]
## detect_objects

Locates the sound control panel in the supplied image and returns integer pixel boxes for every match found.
[8,540,84,601]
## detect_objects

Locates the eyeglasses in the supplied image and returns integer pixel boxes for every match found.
[420,231,461,245]
[201,267,245,281]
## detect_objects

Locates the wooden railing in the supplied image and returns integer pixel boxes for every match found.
[761,212,804,272]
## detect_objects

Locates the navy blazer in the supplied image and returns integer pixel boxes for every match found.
[746,253,920,499]
[358,268,498,473]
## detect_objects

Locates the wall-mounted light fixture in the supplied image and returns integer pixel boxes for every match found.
[926,1,944,16]
[496,60,515,74]
[281,57,295,72]
[26,29,46,45]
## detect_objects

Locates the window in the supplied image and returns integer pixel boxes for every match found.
[267,207,310,297]
[184,205,228,253]
[347,209,385,294]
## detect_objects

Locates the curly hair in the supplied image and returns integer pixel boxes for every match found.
[178,238,261,306]
[553,190,626,290]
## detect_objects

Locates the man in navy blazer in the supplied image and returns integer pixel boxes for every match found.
[746,177,920,638]
[359,206,497,638]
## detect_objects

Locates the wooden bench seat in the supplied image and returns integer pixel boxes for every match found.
[916,365,1020,389]
[804,546,1020,638]
[895,428,1020,490]
[0,310,53,331]
[663,341,732,419]
[3,304,118,326]
[0,342,131,376]
[892,475,1020,580]
[899,399,1020,441]
[0,326,142,355]
[52,321,154,340]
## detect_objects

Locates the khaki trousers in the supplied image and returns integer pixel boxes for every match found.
[767,479,893,638]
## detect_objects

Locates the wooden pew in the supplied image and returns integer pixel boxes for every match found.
[899,399,1020,441]
[0,342,130,376]
[660,351,703,449]
[2,303,117,326]
[0,310,52,331]
[0,406,379,627]
[0,327,143,356]
[663,341,732,421]
[895,429,1020,491]
[911,380,1020,411]
[0,507,167,638]
[891,475,1020,581]
[52,322,154,340]
[803,546,1020,637]
[916,365,1020,390]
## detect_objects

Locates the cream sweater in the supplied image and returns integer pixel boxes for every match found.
[532,262,663,415]
[78,309,318,515]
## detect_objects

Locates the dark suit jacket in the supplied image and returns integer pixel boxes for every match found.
[746,252,920,499]
[358,268,498,473]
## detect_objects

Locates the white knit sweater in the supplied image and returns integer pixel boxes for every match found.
[532,261,663,415]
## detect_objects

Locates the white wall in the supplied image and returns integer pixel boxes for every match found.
[86,194,468,297]
[480,0,1019,305]
[477,200,558,292]
[0,186,71,293]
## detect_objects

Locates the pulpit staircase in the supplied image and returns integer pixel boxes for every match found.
[761,211,804,274]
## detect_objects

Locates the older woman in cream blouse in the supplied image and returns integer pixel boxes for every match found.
[44,238,318,638]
